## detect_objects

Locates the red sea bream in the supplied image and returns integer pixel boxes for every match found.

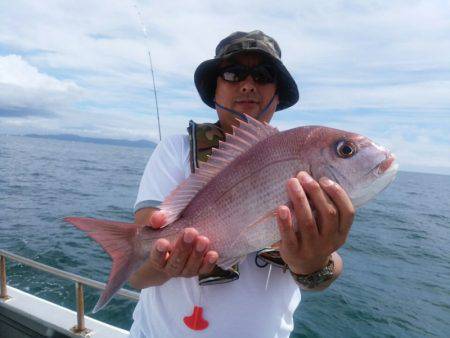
[65,115,398,311]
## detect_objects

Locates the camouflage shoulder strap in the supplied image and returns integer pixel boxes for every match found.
[187,120,224,173]
[187,120,240,285]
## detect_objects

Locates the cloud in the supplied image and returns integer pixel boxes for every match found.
[273,109,450,175]
[0,55,82,118]
[0,106,54,118]
[0,0,449,174]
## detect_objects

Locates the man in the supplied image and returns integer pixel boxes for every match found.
[129,31,354,338]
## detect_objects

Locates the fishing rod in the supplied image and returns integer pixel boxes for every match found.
[131,1,162,141]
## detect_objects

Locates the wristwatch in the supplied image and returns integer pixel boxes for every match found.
[290,256,335,289]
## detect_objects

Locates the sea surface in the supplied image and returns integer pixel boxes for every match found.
[1,134,449,337]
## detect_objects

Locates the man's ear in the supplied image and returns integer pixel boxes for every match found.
[213,77,221,104]
[273,93,280,108]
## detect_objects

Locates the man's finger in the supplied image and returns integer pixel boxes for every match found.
[182,236,210,276]
[164,228,197,276]
[198,251,219,275]
[150,239,171,269]
[298,172,337,236]
[319,177,355,235]
[276,205,298,249]
[287,177,317,242]
[149,210,167,229]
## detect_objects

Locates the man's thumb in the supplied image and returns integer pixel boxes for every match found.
[149,210,167,229]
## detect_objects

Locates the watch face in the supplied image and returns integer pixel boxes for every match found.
[292,258,334,289]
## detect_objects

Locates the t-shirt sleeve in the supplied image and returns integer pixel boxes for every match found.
[134,135,189,213]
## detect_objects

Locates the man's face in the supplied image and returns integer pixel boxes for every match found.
[214,53,279,133]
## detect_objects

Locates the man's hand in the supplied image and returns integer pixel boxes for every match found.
[129,209,218,289]
[276,171,354,276]
[148,228,218,279]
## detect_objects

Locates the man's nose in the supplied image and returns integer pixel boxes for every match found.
[239,75,257,93]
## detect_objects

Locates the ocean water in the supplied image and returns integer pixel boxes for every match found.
[1,134,449,337]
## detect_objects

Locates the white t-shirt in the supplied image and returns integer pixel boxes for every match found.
[129,134,301,338]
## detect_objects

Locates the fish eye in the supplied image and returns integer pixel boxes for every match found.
[337,141,356,158]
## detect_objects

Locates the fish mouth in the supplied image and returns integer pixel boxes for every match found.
[351,152,398,208]
[377,153,397,175]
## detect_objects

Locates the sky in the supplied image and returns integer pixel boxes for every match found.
[0,0,449,174]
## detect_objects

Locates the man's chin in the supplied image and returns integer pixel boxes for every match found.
[235,102,259,114]
[233,107,259,118]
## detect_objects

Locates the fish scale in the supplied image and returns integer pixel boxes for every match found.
[65,115,398,312]
[179,137,299,261]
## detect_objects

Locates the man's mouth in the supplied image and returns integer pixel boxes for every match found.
[235,100,259,104]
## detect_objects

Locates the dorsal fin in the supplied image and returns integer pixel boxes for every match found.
[159,115,279,226]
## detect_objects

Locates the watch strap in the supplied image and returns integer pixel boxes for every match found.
[290,256,335,289]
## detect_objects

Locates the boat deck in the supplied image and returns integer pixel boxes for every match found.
[1,285,129,338]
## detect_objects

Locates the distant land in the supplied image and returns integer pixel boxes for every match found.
[24,133,157,149]
[4,133,448,176]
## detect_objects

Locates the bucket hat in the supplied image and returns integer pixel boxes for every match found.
[194,30,299,111]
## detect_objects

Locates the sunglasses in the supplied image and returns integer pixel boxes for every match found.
[198,248,287,286]
[254,248,288,272]
[199,264,239,286]
[218,64,277,84]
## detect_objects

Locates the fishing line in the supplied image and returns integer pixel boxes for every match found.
[130,0,162,141]
[214,93,277,124]
[265,264,272,291]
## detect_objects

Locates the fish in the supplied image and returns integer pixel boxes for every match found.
[65,115,398,312]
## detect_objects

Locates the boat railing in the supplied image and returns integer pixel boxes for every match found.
[0,249,139,335]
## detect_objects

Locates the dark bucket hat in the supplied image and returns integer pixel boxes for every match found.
[194,30,299,111]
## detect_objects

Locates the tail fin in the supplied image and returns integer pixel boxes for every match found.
[64,217,143,312]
